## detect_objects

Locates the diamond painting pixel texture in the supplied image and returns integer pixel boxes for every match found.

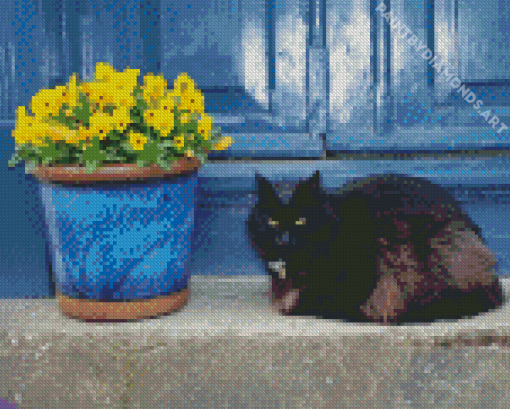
[1,0,510,407]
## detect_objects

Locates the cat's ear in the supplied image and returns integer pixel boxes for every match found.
[310,170,321,188]
[290,171,322,205]
[255,172,281,206]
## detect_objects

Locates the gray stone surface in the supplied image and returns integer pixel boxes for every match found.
[0,276,510,408]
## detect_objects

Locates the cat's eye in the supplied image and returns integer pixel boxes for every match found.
[268,218,279,227]
[295,217,306,225]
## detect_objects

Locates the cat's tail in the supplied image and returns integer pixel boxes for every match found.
[394,277,505,324]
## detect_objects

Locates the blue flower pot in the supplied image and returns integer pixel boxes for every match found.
[32,160,200,321]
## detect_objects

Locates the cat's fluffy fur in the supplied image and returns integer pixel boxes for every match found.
[246,171,504,325]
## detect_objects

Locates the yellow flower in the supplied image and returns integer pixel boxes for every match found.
[94,62,117,83]
[63,74,80,111]
[197,114,213,140]
[109,105,132,133]
[79,110,116,141]
[165,89,180,105]
[178,89,204,114]
[212,136,233,151]
[173,134,185,149]
[142,74,168,106]
[172,73,204,114]
[129,131,147,150]
[10,64,234,169]
[144,93,175,137]
[45,124,80,145]
[179,113,191,124]
[80,80,117,107]
[29,87,66,118]
[61,128,81,145]
[114,67,140,90]
[94,62,139,86]
[82,81,137,109]
[173,73,197,95]
[109,69,139,107]
[110,85,137,108]
[12,106,51,146]
[78,105,131,136]
[81,64,139,108]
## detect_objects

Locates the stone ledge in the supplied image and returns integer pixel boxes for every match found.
[1,276,510,408]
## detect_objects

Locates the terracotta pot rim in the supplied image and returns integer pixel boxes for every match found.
[29,156,201,184]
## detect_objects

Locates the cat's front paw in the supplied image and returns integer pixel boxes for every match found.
[272,289,300,315]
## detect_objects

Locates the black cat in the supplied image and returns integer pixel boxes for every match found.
[246,171,504,325]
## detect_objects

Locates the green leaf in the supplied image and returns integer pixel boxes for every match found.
[157,159,175,172]
[156,153,180,170]
[7,153,22,168]
[24,162,37,173]
[80,136,109,170]
[159,139,175,148]
[194,152,207,164]
[84,160,99,174]
[38,139,68,165]
[136,141,162,164]
[105,151,120,161]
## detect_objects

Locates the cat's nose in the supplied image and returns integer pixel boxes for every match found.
[279,231,290,245]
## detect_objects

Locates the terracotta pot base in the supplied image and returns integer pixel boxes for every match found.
[57,289,189,321]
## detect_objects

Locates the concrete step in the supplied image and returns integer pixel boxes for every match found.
[0,276,509,408]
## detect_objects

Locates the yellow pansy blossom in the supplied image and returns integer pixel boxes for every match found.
[109,105,132,133]
[79,110,116,141]
[79,105,131,135]
[62,74,80,111]
[142,74,168,106]
[181,90,205,114]
[197,114,213,140]
[43,124,81,145]
[82,64,139,108]
[172,73,205,114]
[113,67,140,89]
[173,134,185,149]
[144,94,175,137]
[110,85,137,108]
[80,80,117,106]
[129,131,147,150]
[173,73,198,94]
[81,81,136,109]
[93,62,117,83]
[212,136,233,151]
[12,106,51,146]
[179,113,191,124]
[165,89,181,106]
[109,70,139,107]
[93,62,139,87]
[29,87,67,118]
